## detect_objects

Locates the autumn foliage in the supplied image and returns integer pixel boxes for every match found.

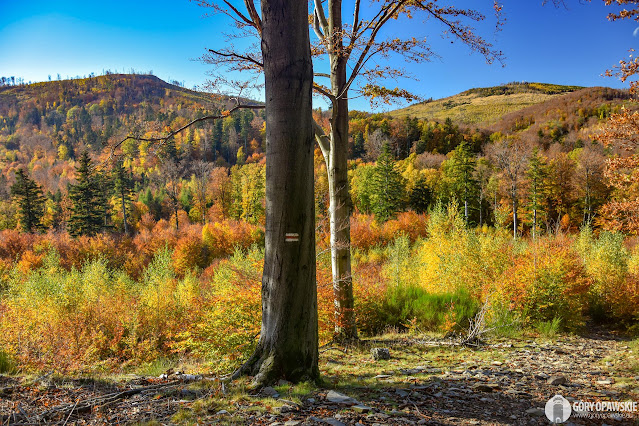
[597,109,639,234]
[2,74,639,375]
[0,206,638,373]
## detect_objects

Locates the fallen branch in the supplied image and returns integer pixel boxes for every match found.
[0,380,181,424]
[62,399,79,426]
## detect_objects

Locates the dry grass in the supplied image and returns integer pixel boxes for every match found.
[390,92,559,125]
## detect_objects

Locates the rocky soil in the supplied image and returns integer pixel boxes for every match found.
[1,331,638,425]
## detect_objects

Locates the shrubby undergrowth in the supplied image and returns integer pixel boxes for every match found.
[0,209,637,374]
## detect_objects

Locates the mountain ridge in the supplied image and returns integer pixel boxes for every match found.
[387,82,624,127]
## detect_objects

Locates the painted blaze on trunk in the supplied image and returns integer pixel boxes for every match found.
[233,0,319,385]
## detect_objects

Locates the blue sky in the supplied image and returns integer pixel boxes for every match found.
[0,0,637,111]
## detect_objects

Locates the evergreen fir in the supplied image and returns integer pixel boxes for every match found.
[113,160,133,234]
[352,132,365,159]
[10,168,45,233]
[159,136,178,161]
[68,151,106,236]
[49,189,64,231]
[446,141,478,223]
[409,176,432,214]
[97,170,114,230]
[371,142,406,222]
[526,148,549,239]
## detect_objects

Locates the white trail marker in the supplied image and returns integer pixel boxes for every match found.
[285,233,299,242]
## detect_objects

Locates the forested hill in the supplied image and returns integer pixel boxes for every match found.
[486,86,633,144]
[0,73,220,110]
[388,82,628,126]
[0,75,633,200]
[0,73,266,194]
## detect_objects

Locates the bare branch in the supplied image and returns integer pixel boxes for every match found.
[208,48,263,69]
[313,82,336,102]
[313,119,331,159]
[342,0,408,98]
[313,9,326,41]
[195,0,258,31]
[223,0,253,27]
[314,0,329,32]
[338,1,504,106]
[416,2,504,66]
[109,104,264,162]
[244,0,263,34]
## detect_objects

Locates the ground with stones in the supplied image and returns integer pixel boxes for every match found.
[1,331,638,425]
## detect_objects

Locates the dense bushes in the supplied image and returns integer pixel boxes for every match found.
[355,205,638,337]
[496,237,590,329]
[0,246,264,374]
[0,219,263,280]
[0,209,638,374]
[350,211,428,250]
[577,227,639,325]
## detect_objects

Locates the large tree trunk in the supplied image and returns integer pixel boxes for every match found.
[234,0,319,386]
[327,0,357,342]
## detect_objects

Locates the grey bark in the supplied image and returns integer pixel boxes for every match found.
[325,0,357,342]
[234,0,319,385]
[512,186,518,239]
[121,190,128,234]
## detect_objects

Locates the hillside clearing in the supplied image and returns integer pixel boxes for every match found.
[390,92,562,126]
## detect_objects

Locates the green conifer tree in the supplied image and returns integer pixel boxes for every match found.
[68,151,105,236]
[113,160,133,234]
[352,132,365,159]
[409,176,432,214]
[50,189,64,231]
[10,168,45,233]
[526,148,549,239]
[159,136,178,161]
[445,141,478,223]
[371,142,406,222]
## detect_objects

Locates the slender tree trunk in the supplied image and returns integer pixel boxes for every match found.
[464,199,469,224]
[585,173,592,224]
[234,0,319,386]
[327,0,357,341]
[512,186,518,239]
[121,189,128,234]
[479,190,483,227]
[327,128,356,340]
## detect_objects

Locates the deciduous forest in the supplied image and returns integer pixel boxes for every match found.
[2,0,639,424]
[1,75,638,357]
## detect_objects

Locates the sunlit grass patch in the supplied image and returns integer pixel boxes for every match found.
[0,348,16,374]
[136,357,178,377]
[535,317,562,340]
